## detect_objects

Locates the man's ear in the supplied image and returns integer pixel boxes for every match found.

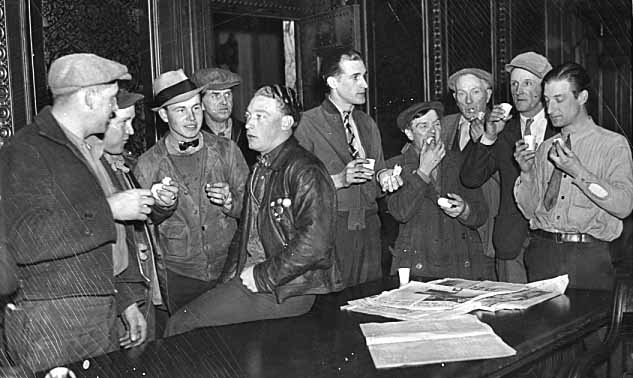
[281,115,294,131]
[158,108,169,123]
[485,87,493,103]
[578,89,588,105]
[403,128,414,142]
[84,88,96,110]
[326,76,338,90]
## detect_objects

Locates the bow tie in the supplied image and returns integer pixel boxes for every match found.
[178,139,199,151]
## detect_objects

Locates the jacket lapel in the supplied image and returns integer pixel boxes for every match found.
[319,99,356,163]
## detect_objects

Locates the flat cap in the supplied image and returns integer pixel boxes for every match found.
[397,101,444,130]
[505,52,552,79]
[48,53,131,95]
[116,89,144,109]
[192,67,241,90]
[447,68,493,92]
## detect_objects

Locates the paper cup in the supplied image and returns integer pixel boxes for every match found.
[523,135,536,151]
[398,268,410,286]
[363,158,375,170]
[45,367,76,378]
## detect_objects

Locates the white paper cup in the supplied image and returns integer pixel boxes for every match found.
[523,135,536,151]
[45,367,76,378]
[363,158,375,170]
[398,268,411,286]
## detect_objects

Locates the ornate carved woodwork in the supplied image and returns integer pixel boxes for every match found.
[0,0,12,146]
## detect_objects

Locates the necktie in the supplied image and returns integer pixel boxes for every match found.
[178,138,199,151]
[543,135,571,211]
[524,118,533,136]
[343,111,360,159]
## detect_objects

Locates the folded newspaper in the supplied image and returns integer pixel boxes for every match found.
[360,314,517,369]
[343,275,568,321]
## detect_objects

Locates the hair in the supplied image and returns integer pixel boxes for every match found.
[320,48,364,85]
[253,84,303,127]
[542,62,591,98]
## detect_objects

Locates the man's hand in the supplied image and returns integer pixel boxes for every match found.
[240,265,258,292]
[548,139,585,178]
[152,182,179,207]
[469,117,484,142]
[377,169,403,193]
[514,140,535,173]
[418,139,446,177]
[119,303,147,349]
[484,105,510,141]
[205,182,233,211]
[439,193,466,218]
[332,158,374,189]
[108,189,154,221]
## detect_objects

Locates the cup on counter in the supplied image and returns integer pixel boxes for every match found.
[398,268,411,286]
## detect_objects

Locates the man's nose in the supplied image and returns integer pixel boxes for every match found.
[359,77,368,89]
[126,123,134,135]
[465,94,473,104]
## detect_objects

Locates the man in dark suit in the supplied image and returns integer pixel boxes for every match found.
[460,52,555,282]
[192,67,257,167]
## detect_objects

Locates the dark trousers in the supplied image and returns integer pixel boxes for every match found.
[161,269,217,313]
[335,212,382,288]
[165,277,315,337]
[5,296,118,373]
[525,235,614,291]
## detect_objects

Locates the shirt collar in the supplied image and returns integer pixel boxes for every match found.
[328,95,354,118]
[256,140,285,168]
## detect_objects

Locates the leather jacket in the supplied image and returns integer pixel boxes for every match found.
[221,137,343,302]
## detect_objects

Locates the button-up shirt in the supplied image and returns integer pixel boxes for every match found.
[514,119,633,241]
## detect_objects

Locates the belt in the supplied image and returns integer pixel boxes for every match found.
[531,229,599,244]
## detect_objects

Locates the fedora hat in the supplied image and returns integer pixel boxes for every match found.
[151,69,203,111]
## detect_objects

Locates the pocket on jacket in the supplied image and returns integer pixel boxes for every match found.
[160,223,189,258]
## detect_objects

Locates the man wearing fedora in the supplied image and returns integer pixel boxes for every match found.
[442,68,500,272]
[192,67,257,167]
[386,101,493,280]
[134,69,249,313]
[460,52,556,283]
[1,53,152,371]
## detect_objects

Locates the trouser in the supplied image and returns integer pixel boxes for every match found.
[165,277,315,337]
[496,246,528,283]
[4,296,118,373]
[335,211,382,288]
[160,268,217,313]
[525,235,614,290]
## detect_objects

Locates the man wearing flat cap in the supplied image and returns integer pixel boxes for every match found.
[461,52,556,283]
[1,53,154,371]
[192,67,257,167]
[386,102,494,280]
[442,68,500,268]
[134,69,249,314]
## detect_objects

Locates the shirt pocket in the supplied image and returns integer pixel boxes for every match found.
[160,222,189,258]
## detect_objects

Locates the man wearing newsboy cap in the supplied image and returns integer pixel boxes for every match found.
[460,52,556,283]
[442,67,500,267]
[386,101,494,281]
[0,53,152,371]
[192,67,257,167]
[134,69,249,314]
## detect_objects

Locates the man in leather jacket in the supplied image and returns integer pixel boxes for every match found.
[165,85,342,336]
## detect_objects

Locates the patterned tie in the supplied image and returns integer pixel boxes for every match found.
[543,135,571,211]
[524,118,533,136]
[343,111,360,159]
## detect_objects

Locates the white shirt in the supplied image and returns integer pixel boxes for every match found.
[458,116,472,151]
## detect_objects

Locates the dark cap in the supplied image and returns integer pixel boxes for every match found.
[48,53,131,95]
[396,101,444,130]
[116,89,144,109]
[191,67,241,90]
[505,52,552,79]
[447,68,493,92]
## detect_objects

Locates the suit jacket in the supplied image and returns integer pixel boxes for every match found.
[0,106,140,312]
[295,98,385,230]
[441,113,500,259]
[460,115,556,259]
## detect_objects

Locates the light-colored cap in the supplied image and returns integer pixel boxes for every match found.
[151,69,203,111]
[48,53,131,95]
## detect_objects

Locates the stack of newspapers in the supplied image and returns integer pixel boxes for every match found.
[348,275,569,368]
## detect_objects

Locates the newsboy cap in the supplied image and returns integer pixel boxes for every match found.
[396,101,444,130]
[48,53,131,95]
[191,67,241,90]
[447,68,493,92]
[116,89,144,109]
[151,69,203,111]
[505,52,552,79]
